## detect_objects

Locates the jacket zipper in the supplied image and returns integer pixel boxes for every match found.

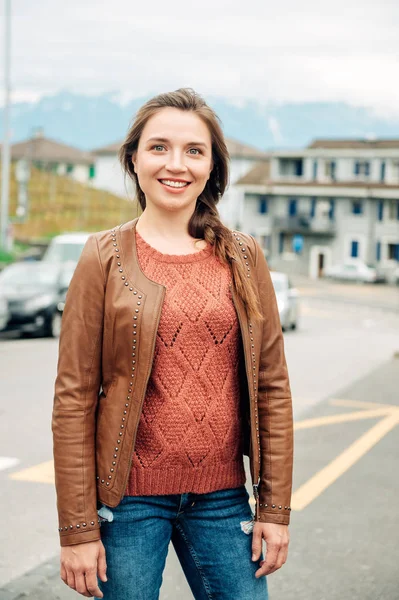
[119,285,167,500]
[229,284,261,517]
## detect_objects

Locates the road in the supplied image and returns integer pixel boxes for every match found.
[0,279,398,599]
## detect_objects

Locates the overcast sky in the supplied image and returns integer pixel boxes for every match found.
[2,0,399,116]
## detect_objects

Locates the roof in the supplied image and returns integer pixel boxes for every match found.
[92,137,268,159]
[308,139,399,150]
[11,136,95,165]
[235,159,399,189]
[92,140,122,155]
[236,161,271,185]
[225,138,268,159]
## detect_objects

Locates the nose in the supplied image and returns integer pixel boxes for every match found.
[166,150,188,173]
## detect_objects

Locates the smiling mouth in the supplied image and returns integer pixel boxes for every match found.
[159,179,191,188]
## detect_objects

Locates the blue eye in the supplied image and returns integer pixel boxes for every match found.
[153,145,165,151]
[188,148,201,155]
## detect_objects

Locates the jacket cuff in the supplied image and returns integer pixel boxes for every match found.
[58,516,101,547]
[257,511,290,525]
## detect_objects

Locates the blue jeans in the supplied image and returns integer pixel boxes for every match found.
[96,485,268,599]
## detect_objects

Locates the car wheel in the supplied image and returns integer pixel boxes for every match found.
[48,311,62,338]
[291,322,297,330]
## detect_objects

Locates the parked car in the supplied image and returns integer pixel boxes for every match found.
[42,232,91,263]
[270,271,299,331]
[323,260,385,284]
[0,293,9,331]
[0,261,77,338]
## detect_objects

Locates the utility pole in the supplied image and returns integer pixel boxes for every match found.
[1,0,11,251]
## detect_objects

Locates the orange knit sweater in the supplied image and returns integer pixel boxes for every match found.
[126,230,246,496]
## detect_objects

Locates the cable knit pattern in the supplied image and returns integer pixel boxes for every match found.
[126,230,246,496]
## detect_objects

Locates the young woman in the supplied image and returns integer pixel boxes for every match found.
[52,88,294,600]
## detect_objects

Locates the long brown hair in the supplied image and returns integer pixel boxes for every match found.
[119,88,262,322]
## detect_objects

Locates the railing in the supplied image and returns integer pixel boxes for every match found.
[273,214,336,236]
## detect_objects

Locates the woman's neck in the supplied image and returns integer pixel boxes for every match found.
[136,211,207,253]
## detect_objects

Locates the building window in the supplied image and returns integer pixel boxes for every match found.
[392,161,399,181]
[310,197,317,218]
[260,234,271,256]
[313,161,318,180]
[352,200,363,215]
[325,160,336,180]
[288,199,297,217]
[89,164,96,179]
[377,200,384,221]
[376,242,381,262]
[354,161,370,176]
[351,240,359,258]
[380,162,386,182]
[279,232,285,254]
[66,164,74,174]
[387,199,399,220]
[258,195,268,214]
[388,243,399,261]
[329,198,335,220]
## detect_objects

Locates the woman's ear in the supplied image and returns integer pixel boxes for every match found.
[131,152,137,173]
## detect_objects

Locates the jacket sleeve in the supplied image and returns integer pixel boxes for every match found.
[250,235,294,525]
[52,234,105,546]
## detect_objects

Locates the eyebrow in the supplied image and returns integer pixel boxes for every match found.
[146,136,209,148]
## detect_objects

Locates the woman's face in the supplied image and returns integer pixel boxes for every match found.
[132,107,213,213]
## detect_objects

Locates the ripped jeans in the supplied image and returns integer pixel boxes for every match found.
[96,485,268,600]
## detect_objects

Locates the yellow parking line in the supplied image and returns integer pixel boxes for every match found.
[9,398,399,515]
[295,408,394,430]
[330,398,398,411]
[291,411,399,511]
[10,460,55,484]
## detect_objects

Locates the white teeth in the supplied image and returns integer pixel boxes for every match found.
[160,180,189,188]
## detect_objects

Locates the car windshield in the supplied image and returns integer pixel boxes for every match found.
[0,264,60,286]
[58,264,76,288]
[43,242,86,262]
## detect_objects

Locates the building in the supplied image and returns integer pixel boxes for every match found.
[11,129,96,185]
[91,137,269,201]
[91,141,134,198]
[234,139,399,281]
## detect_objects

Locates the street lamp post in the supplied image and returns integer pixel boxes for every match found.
[1,0,12,251]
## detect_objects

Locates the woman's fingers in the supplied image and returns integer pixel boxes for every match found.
[97,543,108,583]
[66,569,76,591]
[60,563,67,585]
[255,542,279,577]
[85,568,104,599]
[251,526,263,562]
[74,573,92,598]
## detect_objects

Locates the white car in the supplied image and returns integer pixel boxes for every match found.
[270,271,299,331]
[323,260,385,284]
[42,232,91,263]
[0,293,9,331]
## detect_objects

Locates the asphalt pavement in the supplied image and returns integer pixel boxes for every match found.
[1,355,398,600]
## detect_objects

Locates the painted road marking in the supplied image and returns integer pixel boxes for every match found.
[0,457,20,471]
[292,409,399,511]
[8,400,399,514]
[10,460,54,484]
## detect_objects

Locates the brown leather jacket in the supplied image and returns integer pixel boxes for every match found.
[52,218,294,547]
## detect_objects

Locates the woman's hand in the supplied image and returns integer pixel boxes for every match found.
[60,540,107,598]
[252,522,290,578]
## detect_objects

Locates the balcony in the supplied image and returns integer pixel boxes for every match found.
[273,213,336,236]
